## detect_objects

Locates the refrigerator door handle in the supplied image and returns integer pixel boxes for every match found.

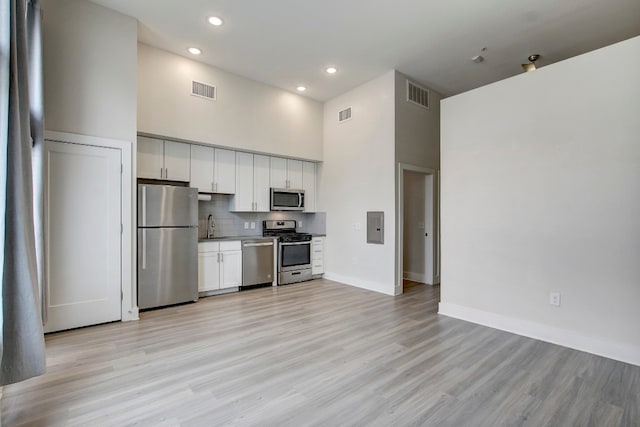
[141,185,147,227]
[142,229,147,269]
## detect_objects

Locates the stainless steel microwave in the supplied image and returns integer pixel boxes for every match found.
[270,188,305,211]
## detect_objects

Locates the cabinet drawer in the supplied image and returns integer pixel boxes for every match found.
[312,249,323,260]
[312,262,324,275]
[198,241,220,253]
[220,241,241,251]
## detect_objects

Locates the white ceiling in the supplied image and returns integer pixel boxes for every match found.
[89,0,640,101]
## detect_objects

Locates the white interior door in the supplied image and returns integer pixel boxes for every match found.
[44,140,121,332]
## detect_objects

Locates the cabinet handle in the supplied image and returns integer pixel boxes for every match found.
[165,168,168,179]
[221,252,224,263]
[211,182,215,192]
[217,253,220,263]
[160,167,163,179]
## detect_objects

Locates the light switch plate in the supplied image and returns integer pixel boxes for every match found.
[244,222,249,229]
[250,222,256,229]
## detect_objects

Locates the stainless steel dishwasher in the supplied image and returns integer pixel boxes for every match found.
[242,238,275,287]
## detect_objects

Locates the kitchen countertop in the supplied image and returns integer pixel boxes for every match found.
[199,234,325,242]
[198,236,276,242]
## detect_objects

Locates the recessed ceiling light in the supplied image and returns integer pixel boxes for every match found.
[188,47,201,55]
[208,16,224,26]
[325,67,337,74]
[296,86,307,92]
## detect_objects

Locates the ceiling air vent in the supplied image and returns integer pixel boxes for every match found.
[191,80,216,100]
[338,107,352,123]
[406,80,429,109]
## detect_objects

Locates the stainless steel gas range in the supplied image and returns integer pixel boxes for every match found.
[263,220,312,285]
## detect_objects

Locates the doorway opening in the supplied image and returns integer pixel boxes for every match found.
[396,164,439,295]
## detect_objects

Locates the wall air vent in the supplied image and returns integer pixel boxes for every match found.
[406,80,429,109]
[338,107,352,123]
[191,80,217,100]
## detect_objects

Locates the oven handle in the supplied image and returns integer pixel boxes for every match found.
[280,241,311,246]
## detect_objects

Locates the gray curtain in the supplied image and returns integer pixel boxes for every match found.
[0,0,46,386]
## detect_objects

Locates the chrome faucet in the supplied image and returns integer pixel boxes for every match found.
[207,214,216,239]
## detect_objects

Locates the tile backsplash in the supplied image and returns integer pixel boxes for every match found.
[198,194,326,239]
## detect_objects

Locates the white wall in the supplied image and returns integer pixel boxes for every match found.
[440,36,640,365]
[42,0,138,320]
[395,71,441,169]
[320,71,396,295]
[395,71,442,289]
[138,44,323,161]
[42,0,137,144]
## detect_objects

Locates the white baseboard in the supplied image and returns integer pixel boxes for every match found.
[438,302,640,367]
[324,272,395,296]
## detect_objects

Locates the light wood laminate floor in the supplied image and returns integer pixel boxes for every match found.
[2,279,639,426]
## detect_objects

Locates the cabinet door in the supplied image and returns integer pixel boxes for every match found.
[198,251,221,292]
[287,159,303,189]
[190,145,214,192]
[232,152,254,211]
[137,136,164,179]
[254,154,271,212]
[270,156,288,188]
[164,141,191,181]
[220,250,242,288]
[214,149,236,194]
[302,161,316,212]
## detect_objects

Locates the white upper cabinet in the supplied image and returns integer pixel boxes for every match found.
[214,149,236,194]
[189,145,235,194]
[232,153,270,212]
[270,156,303,189]
[254,155,271,211]
[270,156,288,188]
[233,152,254,211]
[302,161,316,212]
[137,136,165,180]
[164,141,191,181]
[287,160,303,189]
[190,144,214,192]
[137,136,190,182]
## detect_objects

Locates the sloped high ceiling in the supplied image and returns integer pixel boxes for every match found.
[89,0,640,101]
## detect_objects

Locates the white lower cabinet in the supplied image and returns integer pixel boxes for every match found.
[198,241,242,292]
[311,236,325,276]
[220,247,242,288]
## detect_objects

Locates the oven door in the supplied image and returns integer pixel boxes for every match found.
[279,241,312,272]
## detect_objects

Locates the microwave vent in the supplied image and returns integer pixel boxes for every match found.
[338,107,352,123]
[191,80,217,100]
[406,80,429,109]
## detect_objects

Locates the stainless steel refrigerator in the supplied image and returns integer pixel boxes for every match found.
[137,184,198,309]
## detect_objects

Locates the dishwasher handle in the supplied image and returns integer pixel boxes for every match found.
[243,242,274,247]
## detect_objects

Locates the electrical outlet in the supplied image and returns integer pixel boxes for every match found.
[244,222,249,229]
[250,222,256,229]
[298,220,303,228]
[549,292,561,307]
[354,222,361,230]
